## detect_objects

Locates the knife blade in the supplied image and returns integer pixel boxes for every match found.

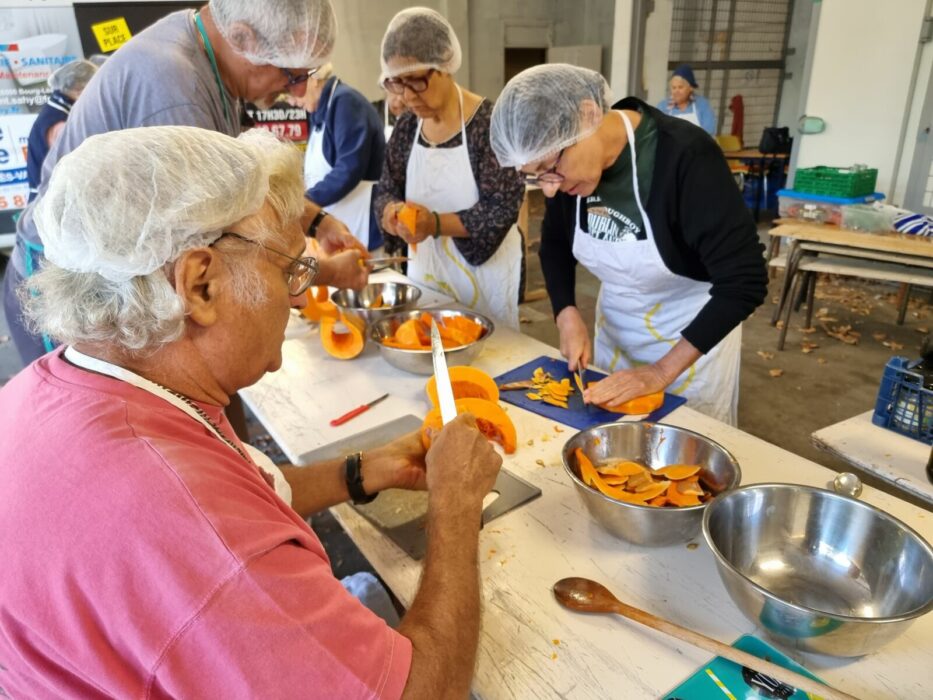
[574,368,589,412]
[430,320,457,425]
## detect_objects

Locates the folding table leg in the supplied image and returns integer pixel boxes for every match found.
[804,272,817,329]
[771,239,800,326]
[897,284,911,325]
[778,269,802,350]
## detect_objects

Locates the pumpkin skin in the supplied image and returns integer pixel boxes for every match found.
[421,397,516,454]
[425,366,499,408]
[301,286,339,322]
[320,313,365,359]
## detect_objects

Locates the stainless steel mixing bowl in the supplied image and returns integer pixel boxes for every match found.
[561,422,741,546]
[703,483,933,656]
[368,308,494,375]
[331,282,421,327]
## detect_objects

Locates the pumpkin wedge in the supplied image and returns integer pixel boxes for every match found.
[301,285,339,322]
[425,366,499,408]
[421,397,516,454]
[588,384,665,415]
[320,313,365,359]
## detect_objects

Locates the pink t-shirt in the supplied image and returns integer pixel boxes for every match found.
[0,349,412,699]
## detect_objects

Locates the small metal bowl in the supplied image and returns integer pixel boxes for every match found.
[561,422,741,546]
[331,282,422,328]
[369,308,494,375]
[703,484,933,657]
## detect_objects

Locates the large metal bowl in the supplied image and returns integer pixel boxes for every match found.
[331,282,422,328]
[561,422,741,546]
[369,308,494,375]
[703,484,933,657]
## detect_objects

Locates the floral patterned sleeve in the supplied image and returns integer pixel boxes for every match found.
[372,100,524,264]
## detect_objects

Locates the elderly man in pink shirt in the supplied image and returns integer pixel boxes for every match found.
[0,125,501,699]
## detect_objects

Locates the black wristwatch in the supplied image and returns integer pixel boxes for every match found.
[345,452,377,505]
[307,209,328,237]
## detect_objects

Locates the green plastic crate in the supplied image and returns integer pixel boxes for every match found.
[794,166,878,198]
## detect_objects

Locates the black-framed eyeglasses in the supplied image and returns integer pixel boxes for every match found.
[522,148,565,186]
[382,69,436,95]
[281,66,320,88]
[213,231,318,296]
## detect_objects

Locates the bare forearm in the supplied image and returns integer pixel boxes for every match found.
[655,337,702,383]
[279,461,349,517]
[438,212,469,238]
[399,499,482,699]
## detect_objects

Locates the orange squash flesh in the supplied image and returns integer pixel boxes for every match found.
[380,315,485,350]
[587,384,665,415]
[397,204,419,253]
[320,314,365,359]
[421,397,516,454]
[653,464,701,481]
[426,366,499,408]
[301,286,339,322]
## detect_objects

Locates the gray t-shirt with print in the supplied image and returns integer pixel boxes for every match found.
[12,10,240,276]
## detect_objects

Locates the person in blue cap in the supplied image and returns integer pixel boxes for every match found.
[657,64,716,135]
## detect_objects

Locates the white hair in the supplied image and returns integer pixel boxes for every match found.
[22,127,305,355]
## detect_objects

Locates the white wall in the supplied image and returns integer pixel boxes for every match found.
[608,0,633,99]
[893,39,933,205]
[775,0,813,130]
[330,0,616,103]
[795,0,929,199]
[642,0,673,107]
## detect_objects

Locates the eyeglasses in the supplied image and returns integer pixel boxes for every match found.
[382,69,436,95]
[280,66,320,88]
[213,231,318,296]
[522,149,566,186]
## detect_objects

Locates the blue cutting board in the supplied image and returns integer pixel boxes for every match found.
[494,355,686,430]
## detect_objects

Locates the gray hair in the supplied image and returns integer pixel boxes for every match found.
[22,130,305,355]
[48,59,97,96]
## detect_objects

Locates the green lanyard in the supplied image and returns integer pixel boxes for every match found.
[194,11,232,127]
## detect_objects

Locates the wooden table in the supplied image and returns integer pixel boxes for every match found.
[769,221,933,348]
[722,150,789,221]
[812,410,933,507]
[241,272,933,699]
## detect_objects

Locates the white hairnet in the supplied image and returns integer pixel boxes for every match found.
[209,0,336,69]
[490,64,612,168]
[48,59,97,94]
[36,126,276,283]
[379,7,461,82]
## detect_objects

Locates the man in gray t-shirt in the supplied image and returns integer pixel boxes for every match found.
[4,0,366,365]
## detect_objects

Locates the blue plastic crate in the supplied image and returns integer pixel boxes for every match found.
[871,356,933,444]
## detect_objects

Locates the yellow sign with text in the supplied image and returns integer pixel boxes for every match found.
[91,18,132,53]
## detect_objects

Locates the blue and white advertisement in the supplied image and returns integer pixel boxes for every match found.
[0,6,83,223]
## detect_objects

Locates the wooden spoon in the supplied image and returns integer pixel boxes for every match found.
[553,577,860,700]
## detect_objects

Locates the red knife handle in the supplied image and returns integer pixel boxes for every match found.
[330,404,369,427]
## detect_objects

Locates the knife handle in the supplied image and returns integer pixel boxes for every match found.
[330,404,369,427]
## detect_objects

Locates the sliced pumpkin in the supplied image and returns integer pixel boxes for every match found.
[598,460,648,478]
[666,481,703,507]
[653,464,701,481]
[425,366,499,408]
[301,285,339,322]
[574,449,645,503]
[588,384,665,415]
[395,319,429,348]
[397,204,419,253]
[421,397,516,454]
[320,313,365,359]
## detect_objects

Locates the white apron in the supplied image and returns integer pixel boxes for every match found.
[304,79,376,249]
[404,87,522,329]
[571,110,742,425]
[383,101,394,142]
[674,100,701,127]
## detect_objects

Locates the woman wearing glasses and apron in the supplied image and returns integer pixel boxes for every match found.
[491,65,767,425]
[373,8,524,329]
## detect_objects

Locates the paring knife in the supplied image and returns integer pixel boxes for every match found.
[430,320,458,425]
[329,393,389,427]
[574,367,590,412]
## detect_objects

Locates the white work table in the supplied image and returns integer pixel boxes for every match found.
[241,274,933,700]
[812,410,933,507]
